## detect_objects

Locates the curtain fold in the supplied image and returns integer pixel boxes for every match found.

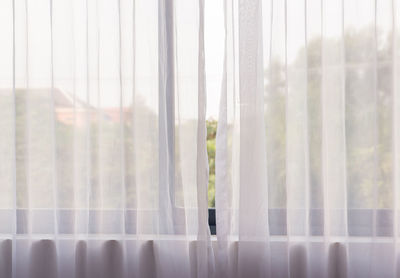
[216,0,400,277]
[0,0,213,277]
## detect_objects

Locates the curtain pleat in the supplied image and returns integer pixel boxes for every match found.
[394,0,400,277]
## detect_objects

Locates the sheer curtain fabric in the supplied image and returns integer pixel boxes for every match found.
[216,0,400,277]
[0,0,213,277]
[1,0,400,278]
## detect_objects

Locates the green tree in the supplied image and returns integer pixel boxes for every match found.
[207,119,217,207]
[265,26,396,209]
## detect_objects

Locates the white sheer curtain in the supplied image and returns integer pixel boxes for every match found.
[0,0,213,277]
[216,0,400,277]
[2,0,400,277]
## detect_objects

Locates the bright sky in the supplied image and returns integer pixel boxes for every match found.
[204,0,224,119]
[0,0,392,121]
